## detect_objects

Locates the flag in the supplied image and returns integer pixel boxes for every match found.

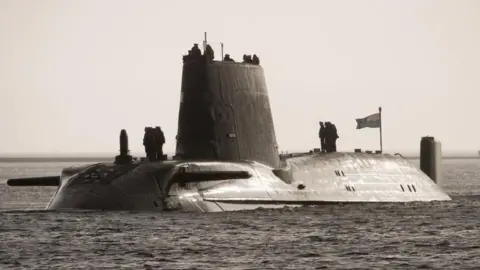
[356,112,381,129]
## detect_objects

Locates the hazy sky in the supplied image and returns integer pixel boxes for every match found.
[1,0,479,156]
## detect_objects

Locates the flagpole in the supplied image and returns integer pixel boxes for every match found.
[379,106,383,153]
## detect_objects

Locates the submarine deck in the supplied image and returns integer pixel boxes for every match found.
[38,151,451,212]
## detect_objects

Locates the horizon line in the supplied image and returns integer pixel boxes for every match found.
[0,152,478,159]
[0,149,478,157]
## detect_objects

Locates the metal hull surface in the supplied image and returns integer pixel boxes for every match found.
[46,152,451,212]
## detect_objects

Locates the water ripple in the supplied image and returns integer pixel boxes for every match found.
[1,160,480,269]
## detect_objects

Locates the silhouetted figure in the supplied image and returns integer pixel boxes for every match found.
[224,54,234,62]
[183,49,193,63]
[143,127,156,161]
[204,44,214,61]
[242,54,253,64]
[324,122,332,153]
[331,123,339,152]
[324,122,339,153]
[252,54,260,65]
[154,126,166,160]
[191,43,201,57]
[183,44,203,63]
[319,122,326,153]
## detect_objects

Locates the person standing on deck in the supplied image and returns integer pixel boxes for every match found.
[143,127,156,161]
[154,126,166,160]
[319,122,326,152]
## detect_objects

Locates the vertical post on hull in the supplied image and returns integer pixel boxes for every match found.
[379,106,383,153]
[221,42,224,61]
[420,136,442,183]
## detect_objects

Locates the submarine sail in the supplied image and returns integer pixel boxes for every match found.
[176,51,280,168]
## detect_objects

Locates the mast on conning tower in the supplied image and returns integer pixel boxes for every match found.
[220,42,224,61]
[202,32,224,60]
[203,32,207,52]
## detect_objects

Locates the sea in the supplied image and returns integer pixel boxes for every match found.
[1,159,479,269]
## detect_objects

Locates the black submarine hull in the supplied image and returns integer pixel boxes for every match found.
[43,152,450,212]
[7,38,451,211]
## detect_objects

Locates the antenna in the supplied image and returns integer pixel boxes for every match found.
[202,32,224,60]
[203,32,207,52]
[221,42,224,60]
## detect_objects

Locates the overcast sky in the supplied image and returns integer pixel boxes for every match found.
[1,0,479,156]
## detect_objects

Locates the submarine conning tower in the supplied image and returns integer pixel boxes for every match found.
[175,40,280,168]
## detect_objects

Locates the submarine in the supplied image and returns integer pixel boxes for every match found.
[7,35,451,212]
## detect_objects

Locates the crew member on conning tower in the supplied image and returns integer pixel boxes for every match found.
[252,54,260,65]
[183,44,203,62]
[205,44,214,61]
[242,54,253,63]
[224,54,234,62]
[191,43,201,57]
